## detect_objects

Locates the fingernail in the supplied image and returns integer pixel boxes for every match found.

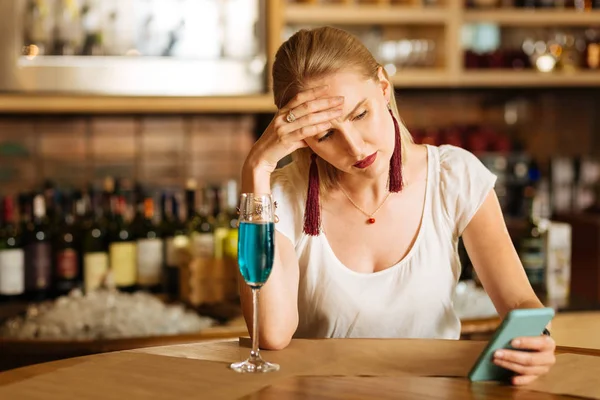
[495,350,504,359]
[512,339,521,347]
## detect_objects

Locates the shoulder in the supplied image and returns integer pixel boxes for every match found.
[435,145,497,237]
[437,144,497,186]
[438,144,485,171]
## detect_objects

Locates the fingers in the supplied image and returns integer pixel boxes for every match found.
[274,107,343,150]
[511,335,556,352]
[495,348,555,368]
[286,96,345,121]
[493,356,550,377]
[287,106,343,134]
[287,121,333,144]
[512,375,539,386]
[283,85,331,111]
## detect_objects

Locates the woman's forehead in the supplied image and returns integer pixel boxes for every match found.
[306,71,376,100]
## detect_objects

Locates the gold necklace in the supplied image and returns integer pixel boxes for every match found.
[338,186,392,225]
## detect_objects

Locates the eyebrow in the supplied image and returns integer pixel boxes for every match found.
[343,98,368,121]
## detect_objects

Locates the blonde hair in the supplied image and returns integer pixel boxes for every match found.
[272,26,413,195]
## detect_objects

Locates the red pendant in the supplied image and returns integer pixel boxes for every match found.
[367,218,376,224]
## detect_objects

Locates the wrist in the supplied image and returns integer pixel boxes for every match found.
[242,160,273,194]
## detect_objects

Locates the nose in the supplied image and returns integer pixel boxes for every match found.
[339,126,366,157]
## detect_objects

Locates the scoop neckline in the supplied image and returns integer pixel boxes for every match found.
[319,144,433,277]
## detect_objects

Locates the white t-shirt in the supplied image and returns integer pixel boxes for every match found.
[271,145,497,340]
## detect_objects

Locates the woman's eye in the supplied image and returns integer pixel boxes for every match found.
[318,130,333,143]
[354,110,368,121]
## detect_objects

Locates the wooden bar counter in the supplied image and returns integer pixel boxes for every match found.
[1,336,599,399]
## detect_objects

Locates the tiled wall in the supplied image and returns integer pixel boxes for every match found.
[396,88,600,163]
[0,88,598,195]
[0,115,256,195]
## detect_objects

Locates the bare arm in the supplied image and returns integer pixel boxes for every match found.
[462,190,544,317]
[236,86,344,349]
[464,190,556,386]
[237,165,299,350]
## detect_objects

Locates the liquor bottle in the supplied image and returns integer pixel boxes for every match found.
[108,195,137,292]
[82,198,109,293]
[135,197,163,292]
[53,193,82,296]
[518,185,548,295]
[217,180,241,302]
[189,185,215,259]
[585,28,600,70]
[161,192,189,300]
[0,196,25,301]
[24,194,52,300]
[23,0,51,56]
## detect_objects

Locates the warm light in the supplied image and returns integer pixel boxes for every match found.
[125,49,142,57]
[23,44,40,60]
[549,43,562,59]
[536,54,557,73]
[384,63,397,76]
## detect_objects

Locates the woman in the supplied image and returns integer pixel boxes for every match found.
[239,26,555,385]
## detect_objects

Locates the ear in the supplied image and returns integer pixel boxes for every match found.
[377,66,391,104]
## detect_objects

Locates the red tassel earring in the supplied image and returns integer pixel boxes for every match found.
[388,107,403,193]
[303,153,321,236]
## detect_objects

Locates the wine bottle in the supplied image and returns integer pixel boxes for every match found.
[519,185,548,295]
[53,192,82,296]
[0,196,25,301]
[24,194,52,301]
[162,192,189,300]
[189,186,215,259]
[108,195,137,292]
[82,197,109,294]
[135,197,163,292]
[215,180,240,302]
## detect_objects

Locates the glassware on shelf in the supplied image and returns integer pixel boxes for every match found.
[584,28,600,69]
[378,38,437,74]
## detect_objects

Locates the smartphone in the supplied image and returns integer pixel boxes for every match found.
[468,307,555,382]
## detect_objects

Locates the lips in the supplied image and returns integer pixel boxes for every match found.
[353,152,377,169]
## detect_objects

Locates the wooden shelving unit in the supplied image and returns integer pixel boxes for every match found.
[283,0,600,91]
[0,94,276,114]
[285,4,450,24]
[0,0,599,113]
[458,70,600,87]
[463,9,600,26]
[390,69,454,87]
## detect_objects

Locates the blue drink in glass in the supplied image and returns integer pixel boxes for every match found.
[230,193,279,373]
[238,221,275,288]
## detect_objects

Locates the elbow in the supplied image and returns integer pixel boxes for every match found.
[258,322,296,350]
[259,332,293,350]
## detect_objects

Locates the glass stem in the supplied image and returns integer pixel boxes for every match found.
[251,287,260,360]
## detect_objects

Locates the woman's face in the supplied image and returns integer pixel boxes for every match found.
[304,67,394,181]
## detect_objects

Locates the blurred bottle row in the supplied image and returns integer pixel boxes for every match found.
[467,0,600,8]
[289,0,442,6]
[464,25,600,71]
[22,0,260,58]
[413,123,600,219]
[0,177,240,305]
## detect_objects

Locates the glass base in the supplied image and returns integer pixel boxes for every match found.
[230,356,280,373]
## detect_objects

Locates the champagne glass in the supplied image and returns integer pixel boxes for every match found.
[230,193,280,373]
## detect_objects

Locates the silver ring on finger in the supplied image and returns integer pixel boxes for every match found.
[285,110,296,123]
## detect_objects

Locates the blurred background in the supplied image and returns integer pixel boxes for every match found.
[0,0,599,371]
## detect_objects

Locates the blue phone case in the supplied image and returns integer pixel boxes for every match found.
[468,307,555,382]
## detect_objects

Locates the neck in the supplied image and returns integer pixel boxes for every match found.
[337,166,391,208]
[336,142,414,207]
